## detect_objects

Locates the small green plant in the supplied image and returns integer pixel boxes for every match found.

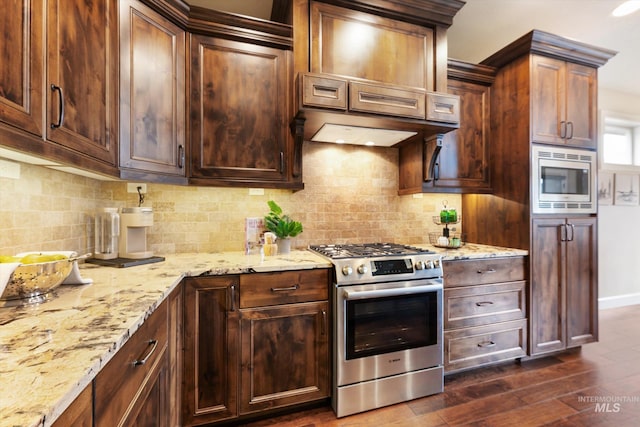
[264,200,303,239]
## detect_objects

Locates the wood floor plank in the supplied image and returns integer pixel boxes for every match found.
[240,305,640,427]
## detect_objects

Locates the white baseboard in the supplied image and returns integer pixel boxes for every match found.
[599,293,640,310]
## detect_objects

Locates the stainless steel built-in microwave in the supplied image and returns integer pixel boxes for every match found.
[531,145,596,214]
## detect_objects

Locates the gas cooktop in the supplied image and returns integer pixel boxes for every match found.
[308,243,434,259]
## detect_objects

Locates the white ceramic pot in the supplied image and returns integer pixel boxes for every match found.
[276,238,291,254]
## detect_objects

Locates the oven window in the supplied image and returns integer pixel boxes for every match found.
[541,166,589,195]
[345,291,438,360]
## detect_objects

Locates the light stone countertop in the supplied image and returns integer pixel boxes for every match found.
[420,242,529,260]
[0,244,526,427]
[0,250,331,427]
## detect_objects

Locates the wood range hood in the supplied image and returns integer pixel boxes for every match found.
[293,72,461,147]
[291,0,466,148]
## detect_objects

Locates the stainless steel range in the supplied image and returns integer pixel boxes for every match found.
[308,243,444,418]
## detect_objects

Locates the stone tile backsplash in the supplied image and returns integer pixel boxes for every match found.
[0,142,460,255]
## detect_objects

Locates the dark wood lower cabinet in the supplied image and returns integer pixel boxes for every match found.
[183,270,330,426]
[94,300,170,427]
[51,384,92,427]
[240,301,329,414]
[530,216,598,356]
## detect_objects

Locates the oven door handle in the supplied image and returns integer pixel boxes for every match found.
[343,284,441,300]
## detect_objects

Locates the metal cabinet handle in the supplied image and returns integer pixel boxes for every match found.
[178,144,184,169]
[567,223,575,242]
[476,268,496,274]
[567,121,574,139]
[133,339,158,366]
[50,84,65,129]
[475,301,494,307]
[271,284,299,292]
[560,120,566,138]
[321,310,327,335]
[279,151,284,173]
[477,341,496,348]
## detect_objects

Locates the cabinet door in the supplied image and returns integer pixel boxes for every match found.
[531,55,565,145]
[183,276,239,426]
[566,217,598,347]
[530,217,566,355]
[119,0,186,180]
[0,0,43,136]
[189,35,289,183]
[239,301,329,414]
[46,0,117,165]
[564,63,597,149]
[310,1,435,90]
[437,79,491,191]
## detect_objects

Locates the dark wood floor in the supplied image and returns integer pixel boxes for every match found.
[242,304,640,426]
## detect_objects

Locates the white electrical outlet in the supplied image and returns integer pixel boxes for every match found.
[248,188,265,196]
[127,183,147,193]
[0,159,21,179]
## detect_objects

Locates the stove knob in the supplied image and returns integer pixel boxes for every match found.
[414,261,425,270]
[342,265,353,276]
[433,259,441,269]
[425,260,434,269]
[357,264,368,274]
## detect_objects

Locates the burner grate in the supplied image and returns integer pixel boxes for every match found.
[309,243,432,259]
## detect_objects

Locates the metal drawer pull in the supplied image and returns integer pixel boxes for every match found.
[477,268,496,274]
[133,339,158,366]
[476,301,494,307]
[271,284,299,292]
[477,341,496,348]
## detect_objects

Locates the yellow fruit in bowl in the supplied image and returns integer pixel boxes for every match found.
[19,253,68,264]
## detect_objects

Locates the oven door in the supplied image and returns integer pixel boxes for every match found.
[335,279,443,387]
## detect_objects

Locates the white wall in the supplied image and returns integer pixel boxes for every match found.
[597,88,640,308]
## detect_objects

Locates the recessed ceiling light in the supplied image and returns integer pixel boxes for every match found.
[612,0,640,17]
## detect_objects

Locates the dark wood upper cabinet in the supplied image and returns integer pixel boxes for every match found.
[0,0,118,176]
[399,60,495,194]
[46,0,118,167]
[0,0,44,137]
[530,56,597,149]
[119,0,187,184]
[188,35,301,189]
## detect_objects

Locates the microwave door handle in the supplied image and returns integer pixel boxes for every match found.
[343,283,441,300]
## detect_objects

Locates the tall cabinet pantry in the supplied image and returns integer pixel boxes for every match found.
[461,30,616,357]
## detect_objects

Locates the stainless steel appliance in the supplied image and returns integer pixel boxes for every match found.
[308,243,444,418]
[532,144,597,214]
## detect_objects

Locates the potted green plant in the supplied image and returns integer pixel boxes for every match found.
[264,200,303,254]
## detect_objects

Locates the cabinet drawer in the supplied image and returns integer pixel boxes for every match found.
[426,91,460,123]
[302,73,347,110]
[443,257,526,287]
[349,81,426,119]
[445,281,526,329]
[240,269,329,308]
[94,300,168,427]
[444,319,527,373]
